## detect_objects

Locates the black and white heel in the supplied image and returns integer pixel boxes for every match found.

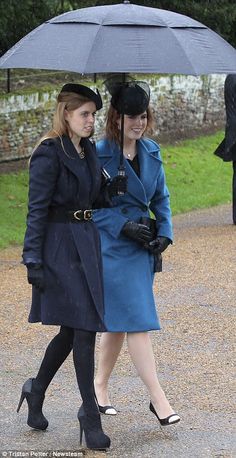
[149,402,180,426]
[98,404,117,415]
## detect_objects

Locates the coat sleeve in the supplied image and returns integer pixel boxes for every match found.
[22,141,59,265]
[149,149,173,242]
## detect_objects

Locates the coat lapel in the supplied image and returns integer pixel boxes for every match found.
[56,135,81,175]
[98,139,162,205]
[138,138,163,200]
[82,138,101,204]
[98,141,146,205]
[56,136,101,205]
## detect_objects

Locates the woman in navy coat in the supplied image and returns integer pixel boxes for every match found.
[17,83,126,450]
[94,79,180,426]
[214,74,236,224]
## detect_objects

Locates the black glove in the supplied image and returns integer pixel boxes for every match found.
[26,263,44,291]
[148,236,171,255]
[108,175,128,197]
[122,221,153,244]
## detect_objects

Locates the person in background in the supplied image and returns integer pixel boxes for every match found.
[18,83,126,451]
[93,77,180,426]
[214,74,236,224]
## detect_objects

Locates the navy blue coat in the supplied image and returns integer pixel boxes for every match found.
[93,138,173,332]
[23,135,107,332]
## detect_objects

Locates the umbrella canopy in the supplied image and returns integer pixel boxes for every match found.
[1,2,236,76]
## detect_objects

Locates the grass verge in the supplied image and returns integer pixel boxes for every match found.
[0,170,28,249]
[0,130,233,249]
[161,131,232,215]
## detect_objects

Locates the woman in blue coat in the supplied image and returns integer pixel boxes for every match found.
[17,83,125,450]
[94,78,180,426]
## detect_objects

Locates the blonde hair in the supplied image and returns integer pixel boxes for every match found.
[33,91,94,151]
[105,105,155,145]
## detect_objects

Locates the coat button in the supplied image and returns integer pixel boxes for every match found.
[121,208,128,214]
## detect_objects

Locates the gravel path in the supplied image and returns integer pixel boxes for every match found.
[0,204,235,458]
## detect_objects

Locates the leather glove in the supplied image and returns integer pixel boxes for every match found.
[148,236,171,255]
[122,221,153,244]
[107,175,128,197]
[26,263,44,291]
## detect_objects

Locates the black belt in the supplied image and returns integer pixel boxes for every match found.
[48,208,93,223]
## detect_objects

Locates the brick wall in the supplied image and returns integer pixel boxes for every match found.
[0,74,226,163]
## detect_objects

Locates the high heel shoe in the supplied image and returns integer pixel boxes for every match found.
[78,404,111,450]
[149,402,180,426]
[17,378,48,430]
[98,404,117,415]
[94,392,117,415]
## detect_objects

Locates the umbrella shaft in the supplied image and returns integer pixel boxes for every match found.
[120,113,125,167]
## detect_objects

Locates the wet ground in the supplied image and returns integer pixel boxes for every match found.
[0,204,235,457]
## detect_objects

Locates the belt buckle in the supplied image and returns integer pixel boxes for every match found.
[84,210,92,220]
[73,210,83,221]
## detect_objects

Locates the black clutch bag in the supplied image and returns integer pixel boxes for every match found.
[139,216,162,273]
[139,216,156,238]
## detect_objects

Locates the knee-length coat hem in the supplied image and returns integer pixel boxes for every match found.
[102,325,161,333]
[28,314,107,332]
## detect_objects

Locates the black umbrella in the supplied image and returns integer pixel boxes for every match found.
[1,1,236,183]
[1,2,236,75]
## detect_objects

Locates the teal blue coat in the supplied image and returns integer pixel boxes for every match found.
[93,137,173,332]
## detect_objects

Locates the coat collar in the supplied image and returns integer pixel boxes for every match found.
[56,135,101,204]
[97,138,162,205]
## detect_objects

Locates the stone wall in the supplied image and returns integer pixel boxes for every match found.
[0,74,226,163]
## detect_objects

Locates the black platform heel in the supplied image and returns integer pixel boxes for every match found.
[149,402,180,426]
[17,378,48,430]
[78,404,111,451]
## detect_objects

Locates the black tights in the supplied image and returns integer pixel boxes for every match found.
[33,326,97,414]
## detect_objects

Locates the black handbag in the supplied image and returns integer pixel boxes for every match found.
[139,216,162,273]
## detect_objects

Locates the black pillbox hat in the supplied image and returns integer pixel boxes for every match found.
[60,83,103,110]
[104,76,150,115]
